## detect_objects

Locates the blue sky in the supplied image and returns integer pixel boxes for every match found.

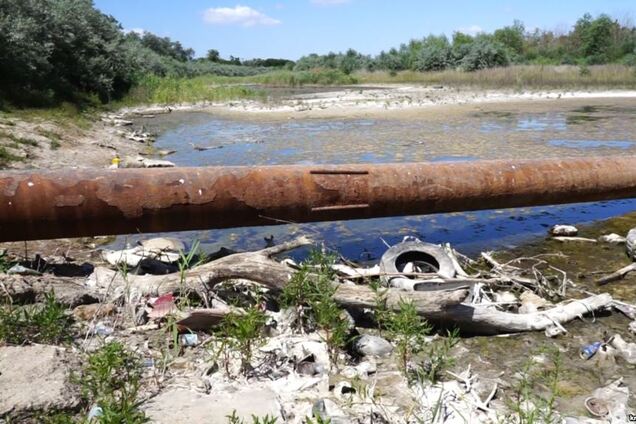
[94,1,635,60]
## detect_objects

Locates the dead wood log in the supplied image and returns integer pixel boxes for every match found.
[595,263,636,286]
[87,236,469,318]
[427,293,613,334]
[0,274,100,306]
[86,237,612,334]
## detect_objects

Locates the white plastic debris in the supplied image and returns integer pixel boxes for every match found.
[549,224,578,236]
[598,233,626,244]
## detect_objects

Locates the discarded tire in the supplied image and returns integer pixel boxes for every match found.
[379,240,456,285]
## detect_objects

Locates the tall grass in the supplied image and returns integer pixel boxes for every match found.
[247,69,358,86]
[118,69,358,106]
[357,65,636,89]
[120,75,263,105]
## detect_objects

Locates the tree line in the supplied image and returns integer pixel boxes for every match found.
[0,0,290,106]
[295,15,636,74]
[0,0,634,107]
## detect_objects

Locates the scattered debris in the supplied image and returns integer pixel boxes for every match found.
[550,224,578,236]
[6,264,41,276]
[599,233,626,244]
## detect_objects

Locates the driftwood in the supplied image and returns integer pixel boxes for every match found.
[429,293,613,334]
[595,263,636,286]
[0,274,100,307]
[82,236,616,334]
[87,236,469,318]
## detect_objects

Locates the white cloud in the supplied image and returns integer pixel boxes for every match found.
[203,5,281,27]
[457,25,483,36]
[124,28,146,35]
[311,0,351,5]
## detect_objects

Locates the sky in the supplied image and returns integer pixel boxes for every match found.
[94,0,636,60]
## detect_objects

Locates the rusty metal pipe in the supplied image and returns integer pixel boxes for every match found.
[2,156,636,242]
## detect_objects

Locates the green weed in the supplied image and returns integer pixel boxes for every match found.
[79,342,148,423]
[0,292,74,345]
[383,299,432,373]
[217,305,268,375]
[280,250,350,366]
[505,349,562,423]
[413,328,460,384]
[226,410,278,424]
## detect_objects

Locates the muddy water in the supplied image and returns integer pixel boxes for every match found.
[126,95,636,416]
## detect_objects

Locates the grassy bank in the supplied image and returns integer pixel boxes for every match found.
[357,64,636,89]
[118,69,357,106]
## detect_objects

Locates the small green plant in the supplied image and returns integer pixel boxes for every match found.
[218,305,267,375]
[50,139,61,149]
[413,328,460,384]
[384,299,432,373]
[80,342,148,424]
[0,249,12,272]
[280,250,350,366]
[226,410,278,424]
[506,348,562,424]
[0,292,73,345]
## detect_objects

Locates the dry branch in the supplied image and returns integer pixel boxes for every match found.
[595,263,636,286]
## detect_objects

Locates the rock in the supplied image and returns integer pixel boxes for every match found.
[0,345,80,417]
[629,321,636,334]
[73,303,116,321]
[353,334,393,357]
[626,228,636,259]
[141,158,175,168]
[101,246,180,267]
[599,233,626,244]
[142,387,281,423]
[139,237,185,253]
[549,224,578,236]
[519,290,552,314]
[6,264,41,276]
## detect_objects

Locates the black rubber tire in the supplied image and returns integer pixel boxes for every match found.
[379,241,456,284]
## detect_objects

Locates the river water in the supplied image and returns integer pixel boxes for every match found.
[127,97,636,260]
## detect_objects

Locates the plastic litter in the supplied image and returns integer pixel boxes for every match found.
[179,333,199,347]
[94,321,114,337]
[580,341,603,360]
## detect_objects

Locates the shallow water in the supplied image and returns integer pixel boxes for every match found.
[126,98,636,260]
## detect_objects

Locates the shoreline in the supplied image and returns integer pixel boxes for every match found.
[117,85,636,121]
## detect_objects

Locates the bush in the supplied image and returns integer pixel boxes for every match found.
[0,0,135,104]
[460,39,510,71]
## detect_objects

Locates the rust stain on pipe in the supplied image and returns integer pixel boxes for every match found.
[2,156,636,242]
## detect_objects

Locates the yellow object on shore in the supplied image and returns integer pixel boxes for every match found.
[111,156,121,167]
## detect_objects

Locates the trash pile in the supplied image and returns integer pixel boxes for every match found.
[1,223,636,422]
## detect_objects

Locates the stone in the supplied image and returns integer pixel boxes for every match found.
[6,264,41,276]
[139,237,185,253]
[142,387,281,423]
[0,345,79,417]
[549,224,578,237]
[353,334,393,357]
[629,320,636,335]
[72,303,116,321]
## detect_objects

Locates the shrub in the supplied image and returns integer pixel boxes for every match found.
[460,39,510,71]
[0,292,74,345]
